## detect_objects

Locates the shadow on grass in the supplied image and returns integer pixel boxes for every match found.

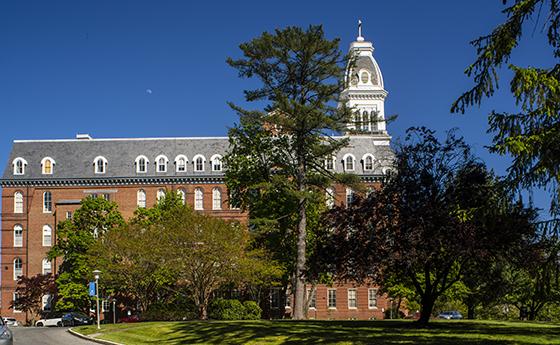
[142,320,560,345]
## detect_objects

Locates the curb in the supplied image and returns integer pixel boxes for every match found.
[68,328,124,345]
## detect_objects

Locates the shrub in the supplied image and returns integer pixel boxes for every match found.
[209,298,262,320]
[143,302,197,321]
[242,301,262,320]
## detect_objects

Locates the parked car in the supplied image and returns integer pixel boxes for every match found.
[62,312,93,326]
[437,310,463,320]
[35,314,63,327]
[0,318,13,345]
[1,318,18,327]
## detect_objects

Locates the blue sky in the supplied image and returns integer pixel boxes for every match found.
[0,1,554,216]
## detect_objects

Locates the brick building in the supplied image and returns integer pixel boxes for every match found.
[0,32,394,321]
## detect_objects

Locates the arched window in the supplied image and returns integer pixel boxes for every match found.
[135,155,148,173]
[13,258,22,280]
[93,156,107,174]
[346,188,354,208]
[212,188,222,210]
[43,225,52,247]
[137,189,146,208]
[14,191,23,213]
[41,157,55,175]
[43,191,52,213]
[12,158,27,175]
[177,188,186,205]
[362,111,370,131]
[370,110,378,131]
[13,224,23,247]
[194,188,204,210]
[175,155,188,172]
[343,154,355,171]
[326,187,335,209]
[363,154,374,171]
[193,155,205,172]
[155,155,168,173]
[42,258,52,275]
[211,155,223,172]
[156,188,166,202]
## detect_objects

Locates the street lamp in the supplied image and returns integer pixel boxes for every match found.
[93,269,101,330]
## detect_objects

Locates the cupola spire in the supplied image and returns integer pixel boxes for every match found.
[357,19,364,42]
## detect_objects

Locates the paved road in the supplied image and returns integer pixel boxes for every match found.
[11,326,99,345]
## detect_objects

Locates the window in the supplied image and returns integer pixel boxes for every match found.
[363,111,371,131]
[155,155,168,173]
[93,156,107,174]
[308,289,317,309]
[346,188,354,208]
[135,155,148,173]
[326,187,335,209]
[13,293,20,313]
[368,288,378,308]
[14,191,23,213]
[13,258,22,280]
[137,189,146,208]
[102,193,110,201]
[211,154,223,172]
[43,191,52,213]
[41,157,55,175]
[363,154,374,171]
[194,188,203,210]
[325,156,335,170]
[12,158,27,175]
[42,258,52,275]
[343,154,355,171]
[14,225,23,247]
[175,155,188,172]
[212,188,222,210]
[43,225,52,247]
[42,294,52,311]
[193,155,205,172]
[327,289,337,308]
[157,188,166,202]
[348,289,357,308]
[271,288,280,309]
[177,189,186,205]
[66,211,73,219]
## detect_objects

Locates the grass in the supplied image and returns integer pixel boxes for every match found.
[72,319,560,345]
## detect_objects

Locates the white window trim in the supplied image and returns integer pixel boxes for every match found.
[42,258,52,275]
[210,154,223,172]
[342,153,356,172]
[137,189,147,208]
[43,191,52,213]
[156,188,166,202]
[368,288,378,309]
[212,188,222,210]
[13,293,21,313]
[345,188,354,208]
[155,154,169,173]
[325,156,336,170]
[194,188,204,210]
[14,191,23,214]
[13,258,22,281]
[327,288,337,309]
[326,187,335,209]
[177,188,186,205]
[348,288,358,309]
[12,157,28,175]
[362,153,375,171]
[40,157,56,175]
[135,155,149,173]
[175,155,188,172]
[193,154,206,172]
[93,156,108,174]
[13,224,23,247]
[42,225,52,247]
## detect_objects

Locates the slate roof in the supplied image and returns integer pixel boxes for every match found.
[1,135,393,185]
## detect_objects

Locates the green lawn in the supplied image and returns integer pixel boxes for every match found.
[72,320,560,345]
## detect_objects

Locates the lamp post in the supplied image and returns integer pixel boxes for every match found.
[93,269,101,330]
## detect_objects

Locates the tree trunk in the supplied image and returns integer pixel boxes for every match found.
[292,195,307,320]
[467,302,476,320]
[199,304,208,320]
[417,295,435,325]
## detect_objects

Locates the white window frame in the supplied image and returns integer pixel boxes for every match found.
[348,288,357,309]
[155,155,169,173]
[43,225,52,247]
[345,188,354,208]
[13,224,23,247]
[41,157,55,175]
[212,188,222,210]
[135,155,149,173]
[175,155,188,172]
[156,188,166,202]
[307,289,317,309]
[177,188,186,205]
[362,111,371,131]
[137,189,146,208]
[193,154,206,172]
[13,258,22,280]
[12,157,27,175]
[210,154,223,172]
[42,258,52,275]
[43,191,52,213]
[194,188,203,210]
[325,156,335,171]
[362,154,375,172]
[13,293,21,313]
[342,154,355,172]
[368,288,378,309]
[326,187,335,209]
[14,191,23,214]
[93,156,108,174]
[327,289,337,309]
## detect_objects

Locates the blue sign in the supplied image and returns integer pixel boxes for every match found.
[88,282,96,297]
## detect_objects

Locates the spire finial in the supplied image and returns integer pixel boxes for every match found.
[357,19,364,42]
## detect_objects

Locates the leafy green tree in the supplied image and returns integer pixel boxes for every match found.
[225,25,355,319]
[452,0,560,214]
[48,196,124,312]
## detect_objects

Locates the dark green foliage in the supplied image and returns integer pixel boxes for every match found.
[142,301,197,321]
[452,0,560,214]
[243,301,263,320]
[208,298,262,320]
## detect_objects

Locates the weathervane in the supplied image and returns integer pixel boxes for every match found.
[357,19,364,42]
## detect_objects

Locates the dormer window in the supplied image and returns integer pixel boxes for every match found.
[363,154,374,171]
[343,154,355,171]
[135,155,149,173]
[155,155,168,173]
[12,158,27,175]
[93,156,107,174]
[175,155,188,172]
[193,155,206,172]
[41,157,55,175]
[211,154,223,172]
[325,156,335,171]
